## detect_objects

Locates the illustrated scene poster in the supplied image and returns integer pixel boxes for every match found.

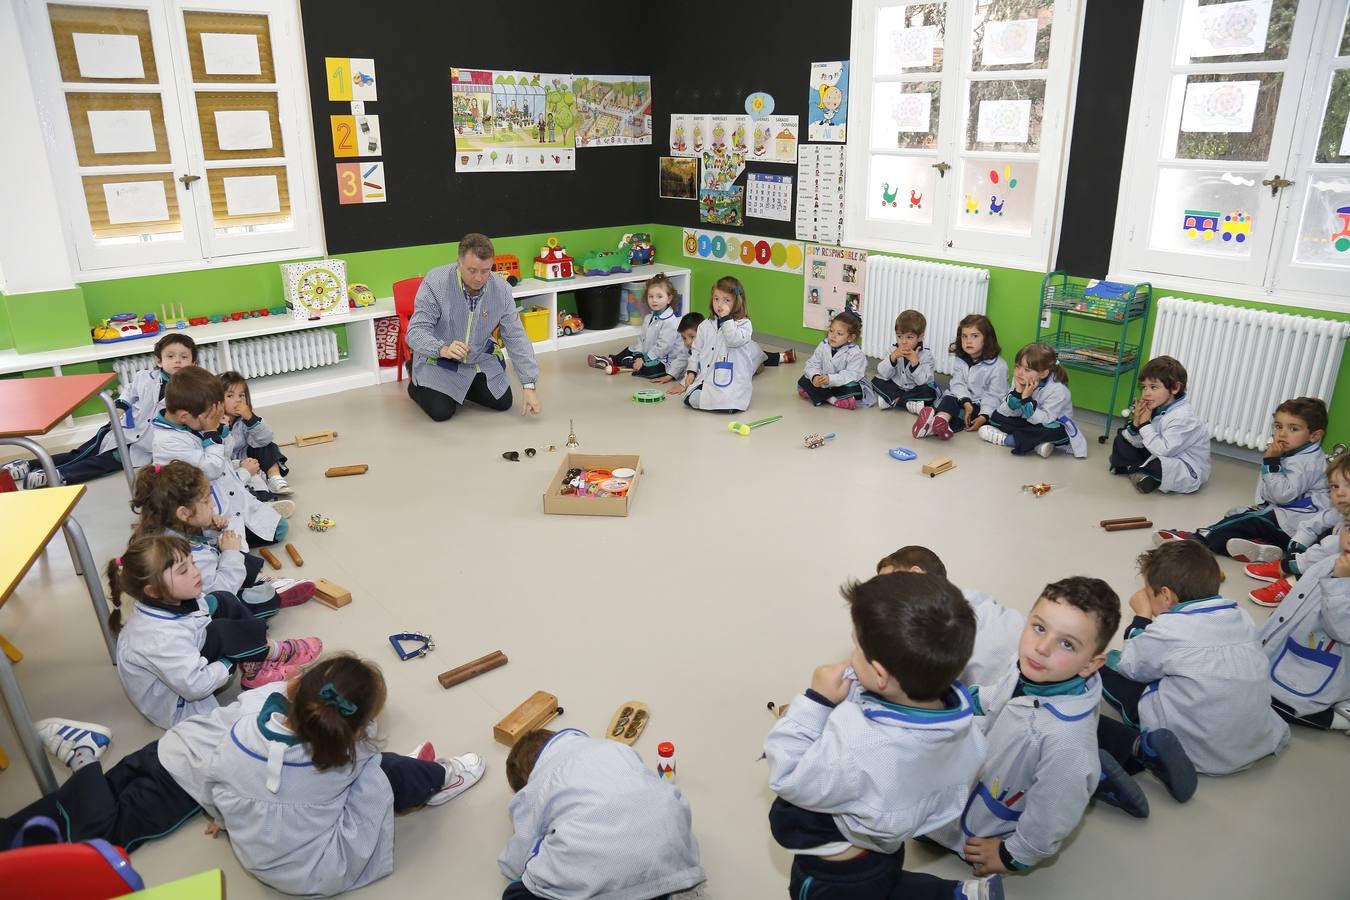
[808,61,849,143]
[804,244,867,330]
[574,75,652,147]
[451,68,576,171]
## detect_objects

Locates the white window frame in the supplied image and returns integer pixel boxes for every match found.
[1109,0,1350,313]
[17,0,322,281]
[846,0,1084,271]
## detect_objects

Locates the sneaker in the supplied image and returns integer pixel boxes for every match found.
[1331,709,1350,732]
[586,354,609,370]
[1094,749,1149,818]
[798,388,811,402]
[409,741,437,762]
[1,460,30,489]
[1249,578,1292,607]
[277,580,316,608]
[1130,471,1159,494]
[978,424,1010,446]
[834,397,857,410]
[240,656,304,689]
[912,405,937,438]
[1244,561,1283,583]
[904,400,925,415]
[1152,529,1196,547]
[267,474,294,495]
[959,874,1004,900]
[780,348,797,364]
[272,636,323,667]
[1034,442,1055,459]
[1136,729,1197,803]
[36,718,111,767]
[931,415,954,441]
[425,752,486,806]
[271,500,296,518]
[24,469,48,489]
[1226,538,1283,563]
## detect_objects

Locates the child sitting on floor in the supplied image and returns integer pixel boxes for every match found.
[797,310,873,409]
[588,272,682,379]
[498,728,706,899]
[980,343,1086,458]
[651,312,703,384]
[1109,355,1211,495]
[914,314,1007,441]
[1243,452,1350,607]
[669,276,757,414]
[872,309,937,415]
[220,371,293,497]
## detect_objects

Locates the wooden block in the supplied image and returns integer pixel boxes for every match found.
[312,577,352,609]
[494,690,562,746]
[259,548,282,570]
[605,701,650,745]
[1100,516,1150,528]
[326,464,368,477]
[1104,520,1153,532]
[921,456,956,477]
[295,430,338,447]
[285,543,304,566]
[437,649,507,688]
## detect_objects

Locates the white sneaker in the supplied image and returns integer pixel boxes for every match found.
[1,459,30,488]
[24,469,48,489]
[267,474,294,495]
[978,424,1009,446]
[1330,706,1350,733]
[425,752,485,806]
[1034,442,1055,458]
[1225,538,1284,564]
[36,718,112,767]
[961,875,1004,900]
[904,400,925,415]
[271,499,296,518]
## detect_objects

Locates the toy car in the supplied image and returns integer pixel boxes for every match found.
[494,254,522,285]
[622,232,655,266]
[578,249,632,276]
[557,312,584,336]
[348,283,377,308]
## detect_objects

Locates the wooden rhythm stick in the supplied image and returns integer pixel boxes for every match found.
[1104,520,1153,532]
[325,464,368,477]
[285,543,303,566]
[1100,516,1150,528]
[437,650,508,689]
[259,548,282,570]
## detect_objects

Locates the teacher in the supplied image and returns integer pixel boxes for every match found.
[405,233,541,421]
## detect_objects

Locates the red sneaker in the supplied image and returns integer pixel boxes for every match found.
[278,580,315,608]
[1152,529,1196,547]
[780,348,797,364]
[912,406,937,438]
[833,397,857,410]
[798,388,811,401]
[1249,578,1291,607]
[1244,561,1283,583]
[930,415,954,440]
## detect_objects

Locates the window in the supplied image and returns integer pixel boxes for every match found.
[18,0,319,277]
[1111,0,1350,309]
[847,0,1082,269]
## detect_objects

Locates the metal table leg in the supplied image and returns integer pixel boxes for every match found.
[0,436,82,576]
[0,650,57,794]
[99,390,135,492]
[61,515,117,664]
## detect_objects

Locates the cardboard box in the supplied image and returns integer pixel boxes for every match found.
[543,452,642,517]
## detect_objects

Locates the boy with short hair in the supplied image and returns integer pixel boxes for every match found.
[877,545,1024,688]
[1095,542,1286,812]
[765,572,999,900]
[2,333,197,489]
[498,728,706,899]
[927,577,1120,873]
[1244,453,1350,607]
[1155,396,1330,560]
[1109,355,1211,495]
[153,366,291,548]
[650,312,703,384]
[871,309,938,415]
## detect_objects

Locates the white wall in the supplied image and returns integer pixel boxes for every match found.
[0,1,76,294]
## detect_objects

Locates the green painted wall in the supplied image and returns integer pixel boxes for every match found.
[3,287,91,352]
[0,292,13,350]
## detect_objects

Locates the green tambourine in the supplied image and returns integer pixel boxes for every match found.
[633,388,666,404]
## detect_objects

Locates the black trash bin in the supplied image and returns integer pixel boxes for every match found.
[576,284,622,331]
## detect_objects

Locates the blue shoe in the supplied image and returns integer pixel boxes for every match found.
[1094,749,1149,817]
[36,717,112,767]
[1138,729,1197,802]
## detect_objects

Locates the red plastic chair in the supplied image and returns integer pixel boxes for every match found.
[392,276,423,383]
[0,816,144,898]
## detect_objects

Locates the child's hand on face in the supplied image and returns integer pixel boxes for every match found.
[964,836,1009,876]
[1133,400,1153,427]
[1334,552,1350,578]
[1264,438,1283,459]
[811,374,830,388]
[211,514,230,530]
[218,530,241,552]
[1129,587,1154,618]
[809,661,852,704]
[240,458,261,475]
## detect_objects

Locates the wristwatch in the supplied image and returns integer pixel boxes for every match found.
[522,382,536,390]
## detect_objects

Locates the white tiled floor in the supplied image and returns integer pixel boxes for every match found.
[0,346,1342,898]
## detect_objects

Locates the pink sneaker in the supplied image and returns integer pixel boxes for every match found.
[277,580,315,608]
[930,415,954,440]
[240,657,304,689]
[912,406,937,438]
[834,397,857,410]
[273,636,323,667]
[586,354,609,370]
[409,741,436,762]
[798,388,811,401]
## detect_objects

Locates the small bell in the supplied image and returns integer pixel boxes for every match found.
[566,419,579,448]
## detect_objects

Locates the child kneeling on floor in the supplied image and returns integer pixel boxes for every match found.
[588,272,682,378]
[499,728,706,899]
[797,310,873,409]
[980,343,1086,458]
[764,572,1000,900]
[1109,355,1211,495]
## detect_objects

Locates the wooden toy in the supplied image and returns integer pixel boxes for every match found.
[604,701,649,745]
[259,548,282,570]
[533,237,575,281]
[281,259,349,321]
[803,432,836,449]
[312,577,352,609]
[0,634,23,663]
[1100,516,1150,528]
[922,456,956,477]
[325,464,368,477]
[188,316,210,326]
[160,303,188,329]
[91,312,162,344]
[494,691,564,746]
[284,543,304,566]
[280,429,338,448]
[729,415,783,436]
[1102,518,1153,532]
[438,649,507,689]
[767,701,789,718]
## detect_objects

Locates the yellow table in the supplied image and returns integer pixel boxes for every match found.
[0,486,116,794]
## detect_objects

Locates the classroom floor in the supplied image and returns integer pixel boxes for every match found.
[0,344,1342,899]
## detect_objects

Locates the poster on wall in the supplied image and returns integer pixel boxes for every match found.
[804,244,867,330]
[573,75,651,147]
[1187,0,1273,57]
[747,173,793,221]
[757,115,800,163]
[659,156,698,199]
[1180,80,1259,133]
[796,145,846,244]
[451,68,576,172]
[701,149,745,190]
[699,187,744,226]
[336,161,386,204]
[807,61,849,143]
[683,227,805,274]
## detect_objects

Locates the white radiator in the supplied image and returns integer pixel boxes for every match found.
[1151,297,1350,450]
[862,257,990,375]
[111,329,341,390]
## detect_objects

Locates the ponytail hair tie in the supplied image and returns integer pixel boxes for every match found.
[114,556,123,567]
[153,465,162,473]
[319,683,357,717]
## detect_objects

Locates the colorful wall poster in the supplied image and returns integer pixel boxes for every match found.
[670,114,693,156]
[796,145,846,244]
[701,149,745,190]
[804,244,867,330]
[763,115,800,163]
[808,61,849,143]
[573,75,652,147]
[975,99,1031,144]
[689,115,712,156]
[325,57,353,101]
[1188,0,1272,57]
[336,161,386,204]
[659,156,698,199]
[980,19,1037,67]
[1180,80,1259,133]
[746,173,793,221]
[349,58,378,101]
[682,227,805,273]
[699,187,744,226]
[451,68,577,172]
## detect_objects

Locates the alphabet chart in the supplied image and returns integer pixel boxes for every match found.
[746,173,793,222]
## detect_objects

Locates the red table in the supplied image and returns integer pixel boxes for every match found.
[0,372,135,490]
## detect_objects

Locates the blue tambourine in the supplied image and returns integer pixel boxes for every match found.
[888,447,917,461]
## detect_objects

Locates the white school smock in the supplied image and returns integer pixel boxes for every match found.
[117,595,232,728]
[875,344,936,392]
[1258,555,1350,716]
[101,367,167,466]
[963,588,1026,689]
[1117,394,1212,494]
[685,316,757,411]
[804,341,876,405]
[947,356,1010,416]
[153,416,279,543]
[636,307,680,366]
[1251,442,1332,536]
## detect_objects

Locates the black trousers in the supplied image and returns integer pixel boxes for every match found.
[934,395,988,429]
[1197,508,1288,556]
[872,378,938,408]
[989,411,1070,456]
[1271,698,1336,730]
[26,425,123,484]
[1098,668,1149,774]
[798,374,864,405]
[246,442,288,476]
[409,372,513,422]
[199,591,275,664]
[1108,436,1165,481]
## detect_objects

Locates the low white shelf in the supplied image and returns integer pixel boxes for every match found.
[509,264,691,355]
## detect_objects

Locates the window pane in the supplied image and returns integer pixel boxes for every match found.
[970,0,1053,72]
[206,165,291,231]
[867,155,936,224]
[82,172,180,240]
[966,79,1045,151]
[1147,168,1261,256]
[956,159,1038,234]
[48,4,158,84]
[1176,0,1297,65]
[65,91,171,166]
[183,11,276,84]
[1174,72,1283,161]
[1313,68,1350,164]
[1291,178,1350,265]
[875,3,947,76]
[1341,8,1350,57]
[195,92,283,160]
[871,82,941,150]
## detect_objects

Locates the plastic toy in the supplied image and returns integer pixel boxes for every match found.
[313,577,352,609]
[607,701,650,745]
[728,415,782,436]
[308,514,335,532]
[578,249,632,276]
[804,432,836,449]
[657,741,676,780]
[888,447,917,461]
[438,649,508,688]
[557,311,584,336]
[494,254,522,285]
[533,237,575,280]
[1022,482,1053,498]
[91,312,162,344]
[348,283,377,308]
[620,232,656,266]
[494,691,564,746]
[159,303,188,329]
[389,632,435,660]
[188,316,210,326]
[633,388,665,403]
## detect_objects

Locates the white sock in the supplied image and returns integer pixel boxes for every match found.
[827,397,838,405]
[69,746,96,771]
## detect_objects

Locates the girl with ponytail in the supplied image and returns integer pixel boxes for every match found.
[979,342,1087,458]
